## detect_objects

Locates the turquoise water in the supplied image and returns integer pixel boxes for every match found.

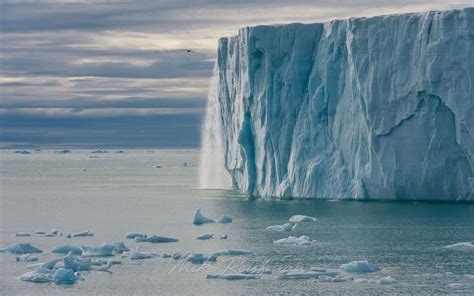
[1,149,473,295]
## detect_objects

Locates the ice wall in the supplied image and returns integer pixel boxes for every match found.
[215,8,474,201]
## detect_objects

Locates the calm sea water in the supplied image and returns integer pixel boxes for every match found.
[0,149,473,295]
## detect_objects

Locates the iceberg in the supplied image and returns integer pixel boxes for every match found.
[266,223,295,232]
[212,8,474,201]
[193,208,215,225]
[289,215,316,223]
[80,244,116,257]
[207,273,259,280]
[212,249,253,256]
[53,268,79,284]
[51,244,83,255]
[273,235,314,245]
[6,243,42,254]
[15,232,31,237]
[135,235,178,243]
[126,232,146,239]
[196,233,214,240]
[217,215,233,223]
[340,260,380,273]
[444,242,474,251]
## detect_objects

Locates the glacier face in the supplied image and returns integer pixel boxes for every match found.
[213,8,474,201]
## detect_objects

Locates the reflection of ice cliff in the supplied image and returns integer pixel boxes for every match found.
[213,8,474,201]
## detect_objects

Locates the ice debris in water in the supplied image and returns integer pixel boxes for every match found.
[68,230,94,238]
[266,223,297,232]
[340,260,380,273]
[196,233,214,240]
[15,232,31,237]
[135,235,178,243]
[289,215,316,223]
[273,235,314,245]
[276,268,340,279]
[207,273,259,280]
[444,242,474,251]
[220,233,228,239]
[45,229,62,237]
[187,253,217,264]
[354,276,397,285]
[193,208,215,225]
[130,248,158,260]
[126,233,146,239]
[62,252,92,271]
[92,260,113,272]
[53,268,79,284]
[80,244,116,256]
[217,215,233,223]
[241,267,272,275]
[91,258,121,266]
[212,249,253,256]
[16,254,38,262]
[112,241,129,253]
[51,245,82,255]
[20,267,54,283]
[6,243,42,254]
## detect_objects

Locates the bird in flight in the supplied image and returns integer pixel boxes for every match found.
[180,49,199,54]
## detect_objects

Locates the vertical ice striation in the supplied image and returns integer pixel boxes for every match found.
[199,65,232,189]
[214,8,474,201]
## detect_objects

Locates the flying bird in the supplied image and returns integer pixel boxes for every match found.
[180,49,199,54]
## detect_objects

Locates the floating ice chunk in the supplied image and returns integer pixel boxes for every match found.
[20,267,54,283]
[15,232,31,237]
[135,235,178,243]
[241,267,272,275]
[126,233,146,239]
[277,270,323,279]
[15,150,31,154]
[16,254,38,262]
[54,268,78,284]
[70,230,94,237]
[91,150,108,154]
[51,245,82,255]
[444,242,474,251]
[217,215,233,223]
[55,149,71,154]
[62,252,91,271]
[212,249,253,256]
[171,252,186,260]
[91,258,121,266]
[130,248,158,260]
[187,253,217,264]
[112,242,129,253]
[319,275,352,282]
[80,244,116,257]
[354,276,397,284]
[6,243,42,254]
[196,233,214,240]
[266,223,295,232]
[464,274,474,280]
[41,258,63,270]
[193,208,215,225]
[92,260,113,272]
[34,231,45,235]
[220,233,228,239]
[289,215,316,223]
[155,165,162,168]
[207,273,259,280]
[273,235,314,245]
[44,233,57,237]
[340,260,380,273]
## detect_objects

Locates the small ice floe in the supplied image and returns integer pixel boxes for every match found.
[212,249,253,256]
[51,245,83,255]
[15,150,31,154]
[112,242,129,253]
[38,258,63,270]
[340,260,380,273]
[354,276,397,285]
[15,232,31,237]
[69,230,94,238]
[319,275,352,282]
[80,244,116,257]
[273,235,314,245]
[241,267,272,275]
[20,267,54,283]
[92,260,113,272]
[34,231,45,235]
[6,243,42,254]
[54,149,71,154]
[135,235,178,243]
[217,215,233,224]
[126,233,146,239]
[289,215,316,223]
[196,233,214,240]
[444,242,474,251]
[193,208,215,225]
[266,223,296,232]
[62,252,92,271]
[155,165,163,168]
[53,268,79,284]
[187,253,217,264]
[91,149,108,154]
[276,269,338,279]
[171,252,186,260]
[45,229,62,237]
[130,248,158,260]
[16,254,38,262]
[207,273,259,280]
[220,234,228,239]
[91,258,121,266]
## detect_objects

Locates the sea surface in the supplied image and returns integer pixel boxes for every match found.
[0,149,473,295]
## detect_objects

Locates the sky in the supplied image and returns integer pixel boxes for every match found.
[0,0,472,148]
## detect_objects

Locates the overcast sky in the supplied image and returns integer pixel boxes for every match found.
[0,0,471,148]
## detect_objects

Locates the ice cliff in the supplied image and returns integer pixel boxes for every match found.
[211,8,474,201]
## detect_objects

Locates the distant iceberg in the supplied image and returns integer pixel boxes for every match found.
[289,215,316,223]
[80,244,116,257]
[5,243,42,254]
[51,245,82,255]
[340,260,380,273]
